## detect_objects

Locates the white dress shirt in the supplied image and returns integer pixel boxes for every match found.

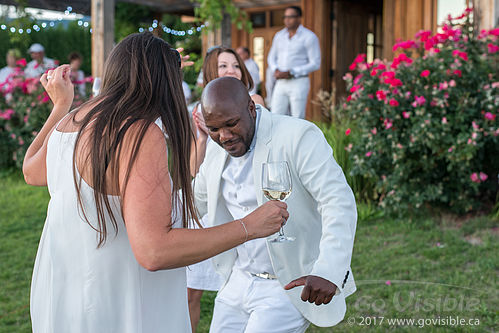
[267,25,321,77]
[220,110,274,275]
[244,58,260,95]
[25,57,56,78]
[0,66,15,85]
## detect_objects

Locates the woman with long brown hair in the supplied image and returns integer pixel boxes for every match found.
[23,32,287,332]
[190,46,265,175]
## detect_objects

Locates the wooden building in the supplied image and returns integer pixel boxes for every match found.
[3,0,495,120]
[228,0,479,120]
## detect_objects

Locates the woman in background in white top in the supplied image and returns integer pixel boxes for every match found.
[23,32,288,333]
[0,49,21,86]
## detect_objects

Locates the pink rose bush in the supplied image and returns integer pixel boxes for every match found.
[0,60,92,168]
[343,9,498,212]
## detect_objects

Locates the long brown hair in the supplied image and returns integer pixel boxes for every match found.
[202,47,254,91]
[73,32,198,247]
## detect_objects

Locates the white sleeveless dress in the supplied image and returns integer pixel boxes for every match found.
[30,123,191,332]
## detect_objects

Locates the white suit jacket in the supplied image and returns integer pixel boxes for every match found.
[193,108,357,327]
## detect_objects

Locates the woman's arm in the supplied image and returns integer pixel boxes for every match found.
[121,123,287,271]
[23,65,74,186]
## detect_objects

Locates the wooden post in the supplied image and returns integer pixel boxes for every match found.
[474,0,498,31]
[301,0,329,121]
[91,0,115,79]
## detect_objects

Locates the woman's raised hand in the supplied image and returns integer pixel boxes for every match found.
[241,201,289,240]
[176,47,194,69]
[40,65,74,110]
[192,105,209,138]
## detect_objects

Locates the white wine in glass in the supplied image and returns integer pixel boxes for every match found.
[262,161,295,242]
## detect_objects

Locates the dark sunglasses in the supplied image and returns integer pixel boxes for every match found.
[170,48,181,68]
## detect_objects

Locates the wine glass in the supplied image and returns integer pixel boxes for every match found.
[92,77,101,97]
[262,161,295,242]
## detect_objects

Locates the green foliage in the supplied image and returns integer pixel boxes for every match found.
[344,11,498,213]
[115,2,152,42]
[0,68,90,168]
[193,0,252,32]
[314,90,377,203]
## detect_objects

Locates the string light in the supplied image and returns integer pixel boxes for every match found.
[139,20,206,37]
[1,13,204,38]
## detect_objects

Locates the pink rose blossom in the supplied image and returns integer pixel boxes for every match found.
[439,82,448,90]
[488,43,499,54]
[402,111,410,119]
[442,117,448,124]
[414,95,426,106]
[16,58,27,67]
[452,50,468,61]
[479,172,488,181]
[385,280,392,286]
[452,70,462,77]
[392,40,417,51]
[0,109,15,120]
[472,132,477,139]
[470,173,479,183]
[384,118,393,129]
[365,151,372,157]
[484,112,496,121]
[350,85,359,93]
[448,147,453,152]
[472,121,479,130]
[376,90,387,101]
[389,99,399,107]
[343,73,352,81]
[371,128,377,135]
[345,128,351,136]
[420,69,430,77]
[449,79,456,87]
[349,54,366,71]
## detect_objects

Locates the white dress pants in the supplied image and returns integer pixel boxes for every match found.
[270,76,310,119]
[210,269,310,333]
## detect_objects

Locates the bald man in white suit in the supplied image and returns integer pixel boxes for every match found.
[193,77,357,332]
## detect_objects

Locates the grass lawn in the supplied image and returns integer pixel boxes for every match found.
[1,171,497,332]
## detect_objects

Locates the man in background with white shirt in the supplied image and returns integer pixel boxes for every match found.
[236,46,261,96]
[25,43,56,78]
[267,6,320,119]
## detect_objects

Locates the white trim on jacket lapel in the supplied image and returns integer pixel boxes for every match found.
[207,143,229,224]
